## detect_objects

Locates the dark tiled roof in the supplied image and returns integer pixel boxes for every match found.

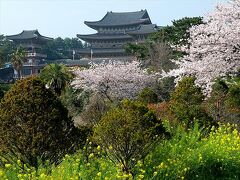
[6,30,53,41]
[77,33,133,40]
[85,10,151,27]
[127,24,158,35]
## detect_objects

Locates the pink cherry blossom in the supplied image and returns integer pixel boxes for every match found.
[71,61,157,100]
[164,0,240,95]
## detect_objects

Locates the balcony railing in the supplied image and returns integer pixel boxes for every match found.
[26,53,47,58]
[21,43,42,49]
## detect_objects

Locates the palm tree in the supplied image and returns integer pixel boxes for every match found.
[40,63,73,96]
[11,47,26,80]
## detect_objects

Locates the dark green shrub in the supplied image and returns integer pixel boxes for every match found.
[0,77,85,167]
[93,99,167,174]
[204,76,240,126]
[156,77,175,102]
[60,86,91,117]
[0,89,3,99]
[137,88,158,104]
[0,84,12,100]
[77,93,112,126]
[170,77,213,127]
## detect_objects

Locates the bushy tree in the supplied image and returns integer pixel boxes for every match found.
[0,84,12,100]
[71,61,157,101]
[204,76,240,126]
[169,77,213,127]
[156,77,176,102]
[93,100,167,174]
[137,87,158,104]
[0,77,84,167]
[150,17,203,46]
[42,37,83,60]
[125,43,149,60]
[146,41,175,72]
[164,1,240,94]
[60,86,91,118]
[0,35,16,67]
[0,89,3,100]
[76,93,111,126]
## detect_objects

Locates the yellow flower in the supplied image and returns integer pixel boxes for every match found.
[153,171,158,176]
[97,172,101,177]
[138,174,144,179]
[5,164,11,168]
[108,145,113,150]
[97,145,101,151]
[137,160,143,167]
[140,169,145,174]
[40,173,46,178]
[0,170,4,177]
[89,153,94,158]
[158,162,164,169]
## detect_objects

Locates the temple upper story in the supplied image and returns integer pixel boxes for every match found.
[7,30,53,59]
[6,30,53,78]
[7,30,53,45]
[77,10,159,58]
[84,10,151,31]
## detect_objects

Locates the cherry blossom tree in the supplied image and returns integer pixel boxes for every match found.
[71,61,157,101]
[163,0,240,95]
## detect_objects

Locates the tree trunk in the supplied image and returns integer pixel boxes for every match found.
[17,70,21,80]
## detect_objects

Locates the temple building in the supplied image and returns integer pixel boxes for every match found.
[77,10,158,58]
[6,30,53,78]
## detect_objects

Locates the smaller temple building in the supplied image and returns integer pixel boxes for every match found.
[77,10,158,58]
[6,30,53,78]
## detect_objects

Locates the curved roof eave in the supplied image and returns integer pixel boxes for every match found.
[84,18,151,29]
[6,30,53,41]
[84,10,151,28]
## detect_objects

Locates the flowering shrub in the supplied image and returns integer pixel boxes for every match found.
[163,0,240,94]
[71,61,157,101]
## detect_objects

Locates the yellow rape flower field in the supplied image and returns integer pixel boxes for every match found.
[0,123,239,180]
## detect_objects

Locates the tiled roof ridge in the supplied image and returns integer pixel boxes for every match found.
[84,10,150,27]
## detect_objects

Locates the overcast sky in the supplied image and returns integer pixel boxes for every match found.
[0,0,227,38]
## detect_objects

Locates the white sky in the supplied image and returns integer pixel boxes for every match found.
[0,0,227,38]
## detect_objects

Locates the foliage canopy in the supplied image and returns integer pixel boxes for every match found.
[0,77,83,167]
